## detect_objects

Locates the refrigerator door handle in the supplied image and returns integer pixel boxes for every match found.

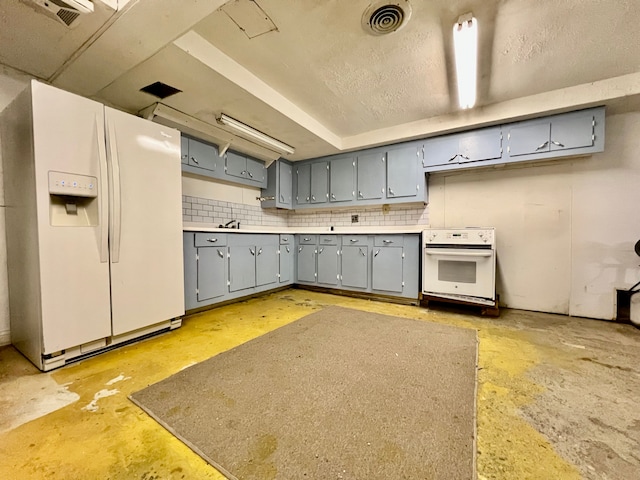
[96,114,109,263]
[106,114,122,264]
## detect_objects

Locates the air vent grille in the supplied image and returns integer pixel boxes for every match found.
[362,1,412,36]
[139,82,182,100]
[56,9,80,26]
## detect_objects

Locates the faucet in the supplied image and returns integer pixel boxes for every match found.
[219,219,238,229]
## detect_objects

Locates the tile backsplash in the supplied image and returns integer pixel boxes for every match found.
[183,195,429,228]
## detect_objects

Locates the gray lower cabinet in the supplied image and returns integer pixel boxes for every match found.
[294,233,419,300]
[279,243,293,283]
[184,232,286,311]
[341,245,369,289]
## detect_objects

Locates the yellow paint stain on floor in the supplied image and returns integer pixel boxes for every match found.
[0,289,581,479]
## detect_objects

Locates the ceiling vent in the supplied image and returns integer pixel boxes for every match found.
[139,82,182,100]
[362,0,412,36]
[29,0,94,27]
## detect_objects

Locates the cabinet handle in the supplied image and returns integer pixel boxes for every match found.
[247,171,254,178]
[304,237,311,241]
[286,246,290,253]
[551,140,565,148]
[535,141,549,151]
[206,238,218,243]
[350,239,358,243]
[459,154,470,160]
[318,248,324,254]
[283,237,288,241]
[190,156,199,164]
[312,195,316,201]
[298,246,303,253]
[250,248,255,256]
[359,248,366,257]
[257,248,262,255]
[383,239,393,244]
[306,196,310,202]
[181,154,187,160]
[374,249,380,257]
[280,194,285,202]
[217,249,224,258]
[331,193,336,200]
[388,187,395,196]
[448,154,458,162]
[358,191,363,198]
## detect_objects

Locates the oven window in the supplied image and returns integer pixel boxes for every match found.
[438,260,477,284]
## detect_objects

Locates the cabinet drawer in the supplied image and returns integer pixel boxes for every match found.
[298,235,317,245]
[374,235,404,247]
[194,233,228,247]
[319,235,338,245]
[280,234,292,245]
[343,236,366,245]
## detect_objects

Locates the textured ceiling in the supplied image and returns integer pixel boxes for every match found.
[1,0,639,161]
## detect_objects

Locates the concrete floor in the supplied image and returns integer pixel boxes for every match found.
[1,288,639,479]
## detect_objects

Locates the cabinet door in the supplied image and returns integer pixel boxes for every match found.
[372,247,403,293]
[341,245,368,289]
[256,244,278,287]
[317,245,339,285]
[296,244,316,283]
[457,127,503,164]
[550,112,595,151]
[225,151,247,178]
[188,138,218,171]
[357,151,385,200]
[279,161,293,207]
[296,163,311,205]
[508,122,551,157]
[279,245,292,283]
[387,144,419,198]
[423,135,459,168]
[246,157,267,185]
[228,246,256,292]
[197,247,226,301]
[330,157,355,202]
[180,136,189,165]
[310,161,328,204]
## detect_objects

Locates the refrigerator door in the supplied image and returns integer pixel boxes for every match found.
[31,81,112,354]
[105,107,185,336]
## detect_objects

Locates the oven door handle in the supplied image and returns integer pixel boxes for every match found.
[425,249,493,257]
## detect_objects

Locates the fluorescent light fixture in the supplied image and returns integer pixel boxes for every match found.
[217,113,295,155]
[453,13,478,109]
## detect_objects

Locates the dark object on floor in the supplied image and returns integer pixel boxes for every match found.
[130,306,478,480]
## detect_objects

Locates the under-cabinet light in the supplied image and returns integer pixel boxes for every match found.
[217,113,295,155]
[453,13,478,109]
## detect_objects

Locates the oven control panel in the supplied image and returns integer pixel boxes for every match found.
[423,228,495,246]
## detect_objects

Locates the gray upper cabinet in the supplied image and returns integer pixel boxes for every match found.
[423,127,502,169]
[183,135,218,171]
[387,143,420,199]
[310,161,329,204]
[225,151,267,187]
[295,163,311,205]
[357,151,385,200]
[506,107,604,161]
[260,160,293,209]
[329,156,355,203]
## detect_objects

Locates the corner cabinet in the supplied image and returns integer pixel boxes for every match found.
[260,160,293,209]
[183,232,293,311]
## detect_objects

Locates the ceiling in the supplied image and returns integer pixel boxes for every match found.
[1,0,640,162]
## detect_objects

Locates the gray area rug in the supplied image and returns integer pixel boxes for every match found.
[130,306,478,479]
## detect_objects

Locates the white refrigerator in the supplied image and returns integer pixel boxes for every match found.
[1,80,184,371]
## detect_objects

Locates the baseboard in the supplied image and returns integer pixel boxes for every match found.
[0,328,11,346]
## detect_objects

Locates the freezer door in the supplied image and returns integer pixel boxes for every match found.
[30,81,112,354]
[105,107,185,336]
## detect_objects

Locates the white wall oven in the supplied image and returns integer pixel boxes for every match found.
[422,228,496,306]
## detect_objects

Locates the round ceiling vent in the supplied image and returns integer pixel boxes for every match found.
[362,1,412,36]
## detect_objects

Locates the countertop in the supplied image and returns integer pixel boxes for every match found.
[183,222,427,234]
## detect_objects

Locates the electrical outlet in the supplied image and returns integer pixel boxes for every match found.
[382,204,390,215]
[351,214,359,223]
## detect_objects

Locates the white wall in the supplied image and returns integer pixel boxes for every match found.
[428,111,640,320]
[0,66,32,345]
